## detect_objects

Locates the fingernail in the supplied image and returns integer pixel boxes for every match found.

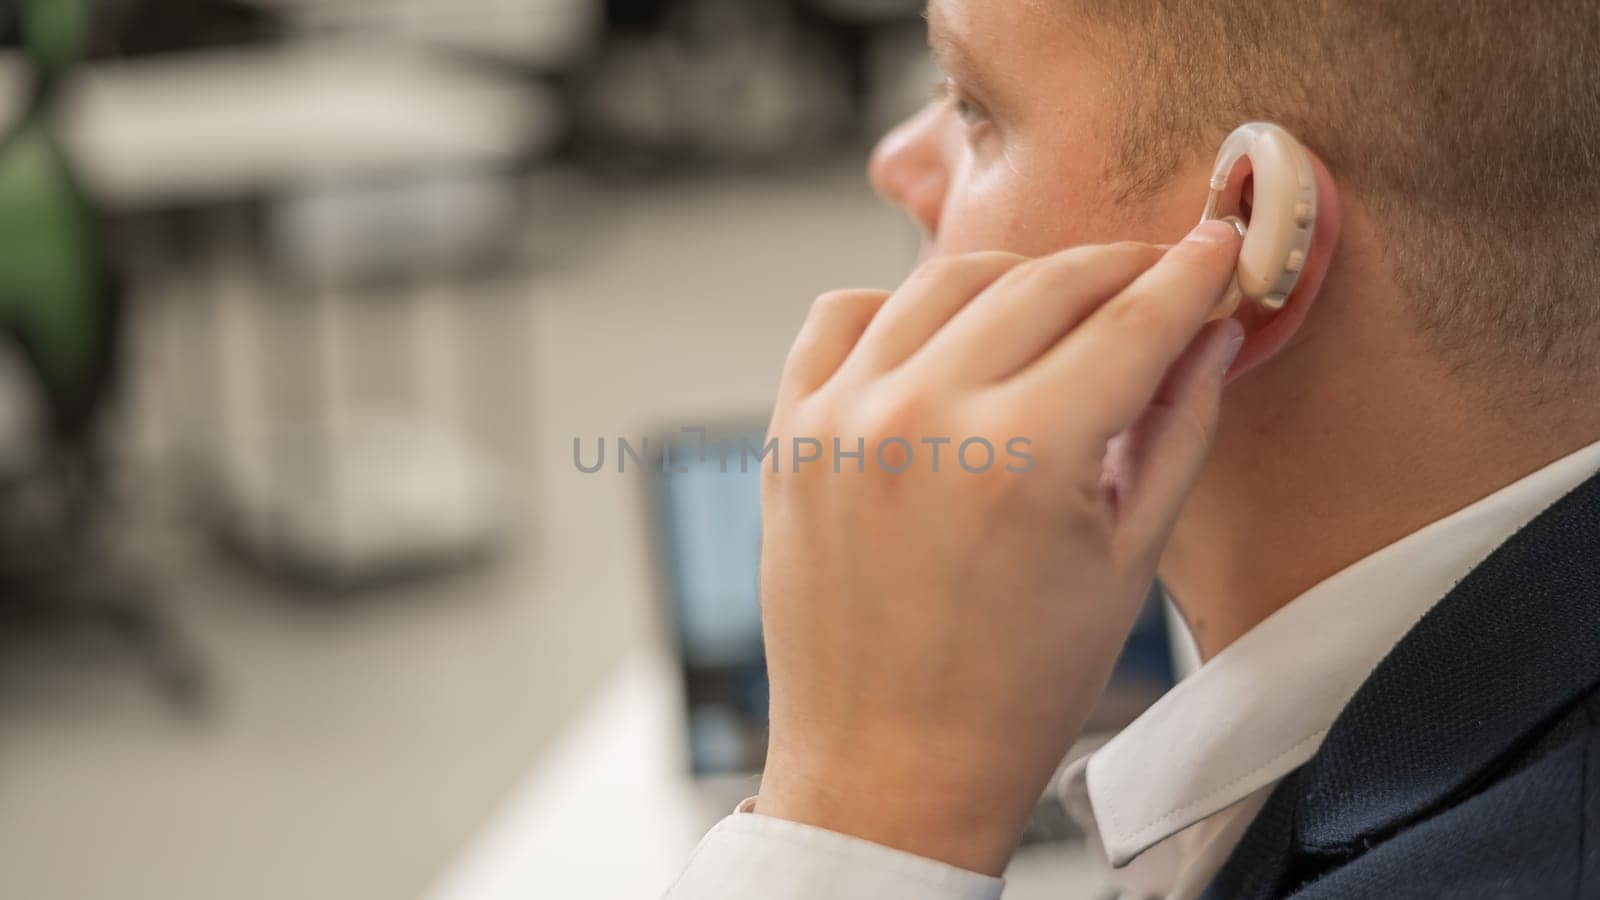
[1185,219,1241,247]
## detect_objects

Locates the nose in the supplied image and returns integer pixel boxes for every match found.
[868,105,949,238]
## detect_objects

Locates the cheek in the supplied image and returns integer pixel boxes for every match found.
[930,154,1099,259]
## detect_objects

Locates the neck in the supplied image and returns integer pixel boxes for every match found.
[1160,299,1600,662]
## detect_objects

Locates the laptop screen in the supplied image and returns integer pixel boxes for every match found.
[650,422,1177,775]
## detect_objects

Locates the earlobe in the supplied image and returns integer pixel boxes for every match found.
[1222,146,1342,381]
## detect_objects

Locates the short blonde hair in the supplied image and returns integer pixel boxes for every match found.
[1084,1,1600,400]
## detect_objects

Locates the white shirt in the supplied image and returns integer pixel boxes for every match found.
[666,439,1600,900]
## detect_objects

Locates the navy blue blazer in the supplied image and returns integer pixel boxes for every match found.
[1202,470,1600,898]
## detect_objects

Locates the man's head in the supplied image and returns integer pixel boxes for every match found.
[870,0,1600,654]
[871,0,1600,402]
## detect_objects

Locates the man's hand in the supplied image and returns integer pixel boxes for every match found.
[755,221,1245,876]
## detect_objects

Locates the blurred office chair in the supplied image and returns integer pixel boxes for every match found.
[0,0,208,712]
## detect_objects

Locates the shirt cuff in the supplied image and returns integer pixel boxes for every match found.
[665,809,1005,900]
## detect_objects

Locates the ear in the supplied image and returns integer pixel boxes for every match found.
[1223,148,1342,381]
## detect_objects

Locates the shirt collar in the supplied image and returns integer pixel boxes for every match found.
[1062,438,1600,869]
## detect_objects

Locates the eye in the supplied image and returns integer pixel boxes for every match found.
[931,79,992,135]
[954,95,985,127]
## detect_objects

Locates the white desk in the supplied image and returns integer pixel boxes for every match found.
[426,653,1107,900]
[243,0,601,69]
[0,43,563,583]
[0,43,562,208]
[425,654,718,900]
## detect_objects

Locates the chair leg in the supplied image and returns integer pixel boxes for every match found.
[0,566,214,718]
[93,573,214,718]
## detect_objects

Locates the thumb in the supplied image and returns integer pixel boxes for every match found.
[1105,318,1244,562]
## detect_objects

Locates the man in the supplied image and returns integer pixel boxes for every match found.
[669,1,1600,897]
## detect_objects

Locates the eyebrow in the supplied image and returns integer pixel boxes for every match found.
[925,5,1007,106]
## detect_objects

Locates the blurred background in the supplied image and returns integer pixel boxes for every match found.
[0,1,1187,896]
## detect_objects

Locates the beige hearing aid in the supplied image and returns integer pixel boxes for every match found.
[1201,122,1318,318]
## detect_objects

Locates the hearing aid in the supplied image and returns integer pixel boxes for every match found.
[1200,122,1318,319]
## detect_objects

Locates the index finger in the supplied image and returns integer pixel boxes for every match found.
[1005,220,1242,454]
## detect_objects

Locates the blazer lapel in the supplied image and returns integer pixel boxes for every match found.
[1207,468,1600,897]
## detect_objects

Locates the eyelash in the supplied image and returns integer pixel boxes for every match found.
[931,79,991,134]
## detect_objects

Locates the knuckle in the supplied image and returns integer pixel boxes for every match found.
[983,255,1074,314]
[852,385,930,444]
[808,290,845,317]
[990,256,1052,296]
[810,288,874,320]
[1110,241,1168,271]
[916,250,1026,284]
[912,255,968,285]
[790,393,842,441]
[980,392,1039,441]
